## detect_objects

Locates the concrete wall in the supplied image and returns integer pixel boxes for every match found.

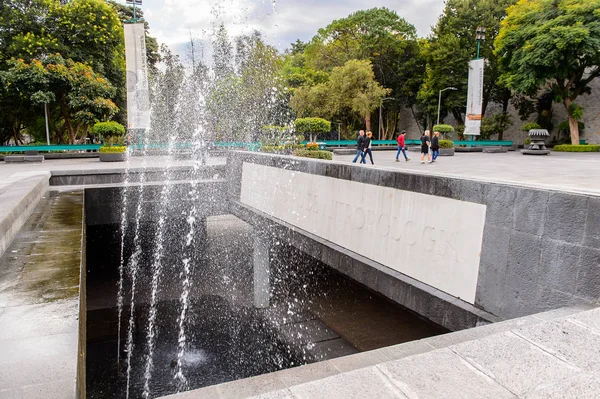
[0,174,49,258]
[84,180,228,227]
[226,153,600,322]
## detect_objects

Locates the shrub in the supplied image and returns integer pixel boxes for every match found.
[294,117,331,142]
[93,121,126,146]
[99,146,127,153]
[294,149,332,160]
[432,124,454,134]
[438,140,454,149]
[521,122,541,132]
[306,142,319,151]
[553,144,599,152]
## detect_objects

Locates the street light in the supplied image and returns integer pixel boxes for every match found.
[437,87,458,126]
[333,121,342,141]
[378,97,395,140]
[475,26,486,59]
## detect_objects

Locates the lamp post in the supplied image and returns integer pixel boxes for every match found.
[125,0,142,23]
[333,121,342,141]
[437,87,458,126]
[378,97,395,140]
[475,26,486,59]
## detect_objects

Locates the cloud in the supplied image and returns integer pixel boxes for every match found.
[120,0,445,55]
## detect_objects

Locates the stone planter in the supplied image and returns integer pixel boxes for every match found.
[99,152,127,162]
[522,129,550,155]
[440,148,455,156]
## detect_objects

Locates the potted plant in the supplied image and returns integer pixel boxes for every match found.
[93,121,127,162]
[438,139,455,156]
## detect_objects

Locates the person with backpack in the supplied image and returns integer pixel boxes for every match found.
[395,130,410,162]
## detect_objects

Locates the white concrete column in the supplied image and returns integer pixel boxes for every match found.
[253,234,270,308]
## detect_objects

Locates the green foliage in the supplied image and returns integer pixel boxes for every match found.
[418,0,518,125]
[558,121,585,133]
[294,149,332,160]
[259,125,294,147]
[99,145,127,153]
[92,121,125,138]
[438,140,454,149]
[495,0,600,144]
[0,0,128,144]
[289,8,422,138]
[204,30,287,141]
[260,143,304,154]
[480,113,513,140]
[521,122,541,132]
[294,118,331,142]
[432,124,454,133]
[553,145,599,153]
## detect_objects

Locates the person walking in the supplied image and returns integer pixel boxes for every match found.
[431,131,440,162]
[395,130,410,162]
[420,130,432,164]
[361,131,375,165]
[352,130,365,163]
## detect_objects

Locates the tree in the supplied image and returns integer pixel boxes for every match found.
[495,0,600,145]
[294,118,331,143]
[418,0,518,127]
[0,0,127,143]
[150,45,185,143]
[1,54,118,144]
[304,8,423,137]
[327,60,391,132]
[213,23,234,80]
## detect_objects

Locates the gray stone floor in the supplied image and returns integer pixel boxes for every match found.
[0,192,83,399]
[160,305,600,399]
[334,150,600,195]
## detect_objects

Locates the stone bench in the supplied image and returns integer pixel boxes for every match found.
[482,146,508,153]
[4,155,44,163]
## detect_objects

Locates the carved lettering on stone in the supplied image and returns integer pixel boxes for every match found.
[240,162,487,304]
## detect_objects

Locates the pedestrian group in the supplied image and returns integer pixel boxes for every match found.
[351,129,441,166]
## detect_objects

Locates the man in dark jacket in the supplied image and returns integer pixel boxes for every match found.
[352,130,365,163]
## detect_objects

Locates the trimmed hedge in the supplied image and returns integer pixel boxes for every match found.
[92,121,125,138]
[553,144,600,152]
[433,124,454,134]
[294,149,332,160]
[438,139,454,149]
[100,146,127,153]
[294,118,331,135]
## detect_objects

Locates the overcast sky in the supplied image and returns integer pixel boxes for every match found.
[121,0,445,58]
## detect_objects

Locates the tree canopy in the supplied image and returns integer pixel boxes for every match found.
[495,0,600,144]
[0,0,159,145]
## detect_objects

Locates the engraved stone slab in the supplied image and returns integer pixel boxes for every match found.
[240,162,487,304]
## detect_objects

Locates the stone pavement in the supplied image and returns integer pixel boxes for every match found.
[334,150,600,196]
[161,305,600,399]
[0,191,83,399]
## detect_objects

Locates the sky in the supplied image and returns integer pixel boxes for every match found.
[120,0,446,59]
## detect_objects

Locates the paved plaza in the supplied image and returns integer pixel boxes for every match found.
[334,150,600,196]
[2,150,600,196]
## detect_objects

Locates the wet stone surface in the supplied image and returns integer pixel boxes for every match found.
[0,191,83,398]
